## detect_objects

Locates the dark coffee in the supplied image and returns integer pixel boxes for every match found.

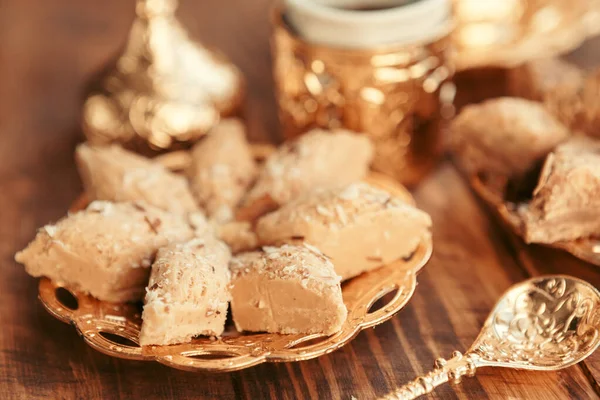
[344,5,397,10]
[341,0,420,11]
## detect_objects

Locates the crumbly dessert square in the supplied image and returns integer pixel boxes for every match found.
[76,143,198,214]
[255,183,431,281]
[187,119,257,222]
[237,129,373,221]
[230,244,347,335]
[139,236,232,345]
[15,201,195,303]
[522,137,600,244]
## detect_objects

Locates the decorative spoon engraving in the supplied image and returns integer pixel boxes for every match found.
[382,275,600,399]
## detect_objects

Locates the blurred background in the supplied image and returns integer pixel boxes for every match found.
[2,2,600,398]
[0,0,280,234]
[0,0,277,177]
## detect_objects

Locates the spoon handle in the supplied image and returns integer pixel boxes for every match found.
[380,351,478,399]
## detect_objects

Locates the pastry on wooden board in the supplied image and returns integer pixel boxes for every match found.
[187,119,257,222]
[76,143,198,214]
[15,201,195,303]
[139,236,231,345]
[237,129,374,221]
[522,137,600,244]
[229,244,347,335]
[255,183,431,281]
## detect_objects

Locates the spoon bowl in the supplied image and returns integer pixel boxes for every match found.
[473,275,600,370]
[383,275,600,399]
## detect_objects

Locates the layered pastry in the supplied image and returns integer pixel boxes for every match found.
[76,143,198,214]
[187,119,257,222]
[451,97,569,192]
[139,237,232,345]
[507,58,600,140]
[508,58,584,102]
[15,201,195,302]
[532,65,600,138]
[230,244,347,335]
[256,183,431,281]
[574,70,600,138]
[508,58,600,138]
[237,129,373,221]
[522,137,600,244]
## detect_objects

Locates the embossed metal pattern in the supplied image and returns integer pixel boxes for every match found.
[454,0,600,70]
[270,0,600,184]
[37,144,432,372]
[382,275,600,399]
[470,175,600,267]
[271,10,455,187]
[81,0,244,153]
[472,276,600,368]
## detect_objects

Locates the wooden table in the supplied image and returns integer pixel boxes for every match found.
[2,1,600,399]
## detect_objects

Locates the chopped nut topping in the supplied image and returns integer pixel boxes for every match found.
[132,203,146,212]
[316,205,334,217]
[143,216,162,234]
[87,201,113,215]
[230,244,340,286]
[255,299,266,309]
[43,225,57,238]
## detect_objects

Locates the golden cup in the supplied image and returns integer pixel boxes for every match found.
[271,8,455,187]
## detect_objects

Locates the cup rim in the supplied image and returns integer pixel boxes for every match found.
[284,0,450,25]
[273,7,454,56]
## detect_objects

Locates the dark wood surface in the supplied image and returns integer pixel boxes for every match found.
[1,1,600,399]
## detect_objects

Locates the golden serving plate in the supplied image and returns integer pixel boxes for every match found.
[454,0,600,70]
[37,144,432,372]
[470,174,600,267]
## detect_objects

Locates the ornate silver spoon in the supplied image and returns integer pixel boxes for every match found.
[382,275,600,399]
